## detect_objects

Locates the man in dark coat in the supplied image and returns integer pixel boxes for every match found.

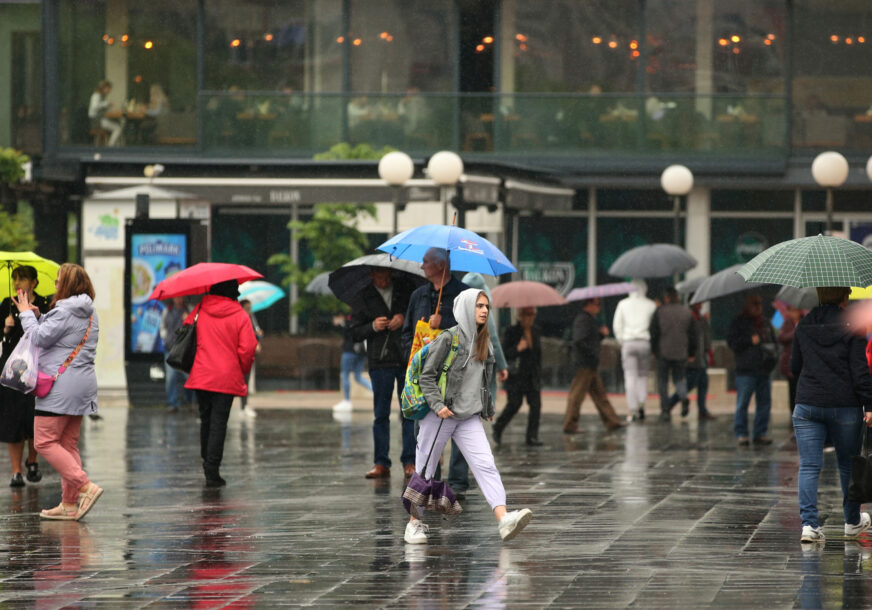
[350,268,415,479]
[651,287,697,422]
[493,307,543,446]
[563,298,625,433]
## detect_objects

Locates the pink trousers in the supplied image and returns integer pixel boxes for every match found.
[34,415,89,504]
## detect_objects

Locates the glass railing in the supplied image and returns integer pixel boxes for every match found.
[62,91,799,157]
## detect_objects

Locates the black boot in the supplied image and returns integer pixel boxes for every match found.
[492,423,504,446]
[680,399,690,417]
[204,466,226,488]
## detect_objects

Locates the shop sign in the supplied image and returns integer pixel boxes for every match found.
[735,231,768,262]
[517,261,575,295]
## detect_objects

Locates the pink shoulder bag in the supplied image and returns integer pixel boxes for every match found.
[32,316,93,399]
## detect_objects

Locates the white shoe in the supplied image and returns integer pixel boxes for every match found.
[243,407,257,419]
[499,508,533,541]
[801,525,825,543]
[332,400,352,412]
[845,512,871,538]
[404,519,429,544]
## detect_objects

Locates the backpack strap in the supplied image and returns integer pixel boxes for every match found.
[441,330,460,372]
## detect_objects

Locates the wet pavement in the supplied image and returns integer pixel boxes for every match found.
[0,403,870,609]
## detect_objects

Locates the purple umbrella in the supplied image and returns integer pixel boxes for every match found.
[566,282,637,302]
[402,420,462,517]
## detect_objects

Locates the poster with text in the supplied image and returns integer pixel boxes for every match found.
[130,234,187,354]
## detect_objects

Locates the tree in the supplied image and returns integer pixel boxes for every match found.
[0,148,36,251]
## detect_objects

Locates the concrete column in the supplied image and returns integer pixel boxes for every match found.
[694,0,714,119]
[499,0,515,95]
[685,186,710,278]
[587,187,597,287]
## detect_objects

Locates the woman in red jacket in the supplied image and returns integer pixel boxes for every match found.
[184,280,257,487]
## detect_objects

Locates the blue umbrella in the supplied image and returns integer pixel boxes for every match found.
[376,224,516,276]
[238,280,285,312]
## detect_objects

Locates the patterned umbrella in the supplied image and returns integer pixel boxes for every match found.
[566,282,637,302]
[690,264,769,304]
[737,235,872,288]
[608,244,697,279]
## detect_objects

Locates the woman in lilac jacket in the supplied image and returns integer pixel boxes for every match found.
[16,263,102,521]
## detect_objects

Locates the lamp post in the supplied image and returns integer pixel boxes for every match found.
[811,151,849,234]
[377,151,414,235]
[426,150,464,225]
[661,164,693,245]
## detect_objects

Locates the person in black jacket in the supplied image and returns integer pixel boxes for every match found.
[350,267,415,480]
[790,286,872,544]
[493,307,542,446]
[726,293,777,446]
[562,298,625,433]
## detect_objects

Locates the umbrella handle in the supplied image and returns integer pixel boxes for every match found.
[434,265,446,317]
[420,418,445,478]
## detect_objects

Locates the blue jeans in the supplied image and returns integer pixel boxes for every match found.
[340,352,372,401]
[164,356,191,408]
[733,374,772,439]
[369,367,415,468]
[792,403,864,528]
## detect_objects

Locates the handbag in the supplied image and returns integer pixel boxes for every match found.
[166,304,199,373]
[848,425,872,504]
[32,316,93,399]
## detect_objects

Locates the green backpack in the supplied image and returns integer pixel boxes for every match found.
[401,330,460,420]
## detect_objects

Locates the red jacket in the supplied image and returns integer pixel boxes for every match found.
[184,295,258,396]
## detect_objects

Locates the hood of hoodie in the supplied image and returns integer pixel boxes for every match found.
[453,287,487,365]
[55,294,94,318]
[461,272,491,298]
[629,279,647,297]
[200,294,244,318]
[798,303,852,347]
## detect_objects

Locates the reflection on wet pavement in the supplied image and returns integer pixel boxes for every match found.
[0,406,869,607]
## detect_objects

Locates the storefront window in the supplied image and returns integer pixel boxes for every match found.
[58,0,197,148]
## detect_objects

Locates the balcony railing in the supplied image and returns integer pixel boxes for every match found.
[69,92,799,158]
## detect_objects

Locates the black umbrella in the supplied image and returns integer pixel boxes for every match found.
[328,253,427,305]
[690,264,771,304]
[609,243,697,279]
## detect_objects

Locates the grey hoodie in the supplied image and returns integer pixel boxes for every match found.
[21,294,99,416]
[419,288,495,420]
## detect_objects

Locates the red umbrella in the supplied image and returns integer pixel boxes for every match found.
[489,281,568,308]
[148,262,263,300]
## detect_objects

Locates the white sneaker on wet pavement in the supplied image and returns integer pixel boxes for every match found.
[404,519,429,544]
[499,508,533,541]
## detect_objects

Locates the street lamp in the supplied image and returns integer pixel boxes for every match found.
[377,151,414,235]
[426,150,464,225]
[811,151,849,234]
[661,164,693,245]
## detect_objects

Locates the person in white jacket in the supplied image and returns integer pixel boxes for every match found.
[612,280,657,421]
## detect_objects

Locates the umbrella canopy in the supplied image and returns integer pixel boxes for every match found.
[690,264,770,304]
[489,281,568,308]
[0,252,60,300]
[327,253,427,305]
[608,243,697,278]
[566,282,637,302]
[775,285,818,310]
[148,262,263,300]
[676,275,706,296]
[737,234,872,288]
[238,280,285,313]
[305,272,332,296]
[377,224,516,276]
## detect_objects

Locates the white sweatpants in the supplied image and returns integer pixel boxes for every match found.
[621,339,651,413]
[416,411,506,510]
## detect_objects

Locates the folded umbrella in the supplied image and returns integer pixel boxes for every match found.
[402,420,462,517]
[566,282,637,302]
[238,280,285,313]
[490,281,567,308]
[690,264,769,305]
[148,262,263,300]
[608,243,697,279]
[328,253,427,305]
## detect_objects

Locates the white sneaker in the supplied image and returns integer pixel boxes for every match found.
[845,512,871,538]
[243,407,257,419]
[404,519,429,544]
[801,525,825,543]
[332,400,353,412]
[499,508,533,541]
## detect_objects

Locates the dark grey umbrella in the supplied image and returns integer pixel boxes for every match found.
[328,253,427,305]
[676,275,706,296]
[690,264,770,304]
[609,243,697,279]
[775,286,818,310]
[305,272,332,296]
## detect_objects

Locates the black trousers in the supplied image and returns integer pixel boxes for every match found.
[495,381,542,440]
[196,390,234,474]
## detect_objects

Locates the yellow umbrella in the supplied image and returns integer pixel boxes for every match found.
[0,251,60,301]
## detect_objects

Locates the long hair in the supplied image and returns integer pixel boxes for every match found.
[473,291,491,362]
[51,263,95,309]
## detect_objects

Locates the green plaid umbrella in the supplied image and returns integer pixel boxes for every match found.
[737,235,872,288]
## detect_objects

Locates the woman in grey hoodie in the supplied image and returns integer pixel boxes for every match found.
[404,288,532,544]
[16,263,102,521]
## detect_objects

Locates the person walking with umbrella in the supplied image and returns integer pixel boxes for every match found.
[727,293,777,446]
[493,306,542,446]
[612,279,656,422]
[404,288,532,544]
[650,288,696,422]
[183,280,258,486]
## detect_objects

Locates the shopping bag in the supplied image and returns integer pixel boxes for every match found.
[407,319,442,368]
[0,327,39,394]
[849,428,872,504]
